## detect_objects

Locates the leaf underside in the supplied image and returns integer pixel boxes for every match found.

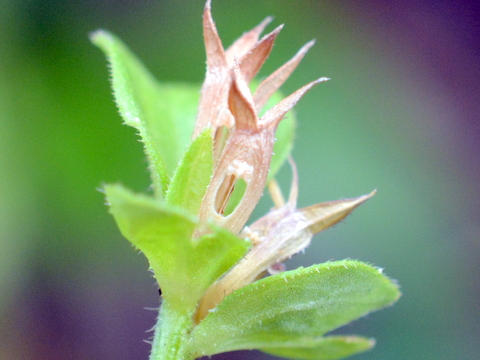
[261,335,375,360]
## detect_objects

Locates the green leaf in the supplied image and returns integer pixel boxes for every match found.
[104,184,250,311]
[190,260,400,356]
[261,335,375,360]
[91,30,199,197]
[165,129,213,216]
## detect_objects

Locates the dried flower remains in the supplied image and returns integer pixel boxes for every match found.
[193,0,375,321]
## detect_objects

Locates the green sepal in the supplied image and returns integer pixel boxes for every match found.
[104,184,251,311]
[261,335,375,360]
[91,30,199,197]
[165,129,213,216]
[190,260,400,357]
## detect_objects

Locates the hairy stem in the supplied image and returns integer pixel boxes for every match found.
[149,300,195,360]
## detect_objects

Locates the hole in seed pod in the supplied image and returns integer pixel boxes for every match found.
[214,176,247,216]
[223,178,247,216]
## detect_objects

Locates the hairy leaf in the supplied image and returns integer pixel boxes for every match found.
[104,184,250,311]
[190,260,400,356]
[91,30,199,196]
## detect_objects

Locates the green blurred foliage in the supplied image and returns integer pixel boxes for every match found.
[1,1,478,359]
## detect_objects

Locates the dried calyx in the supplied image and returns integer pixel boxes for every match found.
[192,0,374,321]
[194,0,329,236]
[196,159,375,321]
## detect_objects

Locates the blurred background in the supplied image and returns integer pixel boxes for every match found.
[1,0,479,359]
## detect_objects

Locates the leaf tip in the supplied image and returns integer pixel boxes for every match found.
[89,29,112,47]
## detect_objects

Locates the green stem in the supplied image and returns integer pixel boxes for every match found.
[149,300,195,360]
